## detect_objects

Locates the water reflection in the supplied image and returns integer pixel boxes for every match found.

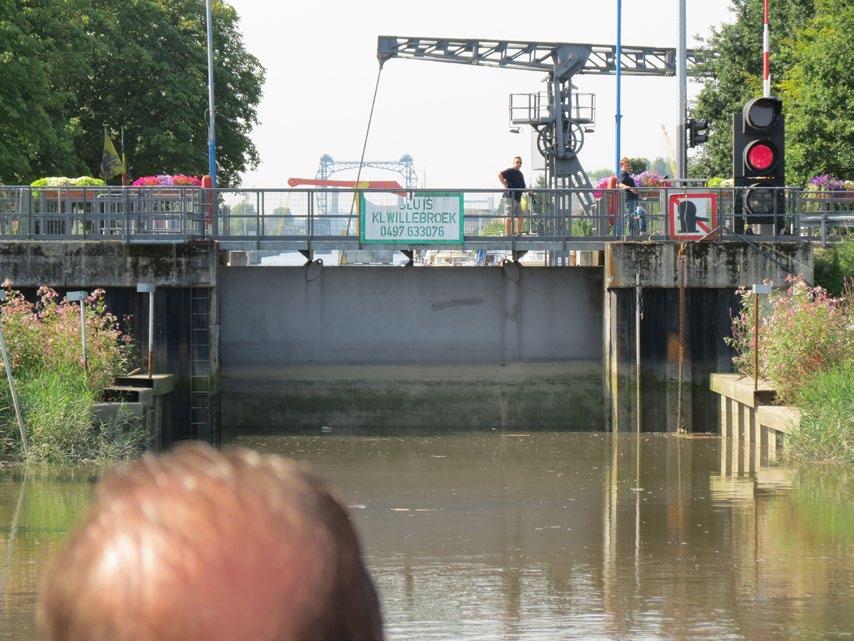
[1,434,852,640]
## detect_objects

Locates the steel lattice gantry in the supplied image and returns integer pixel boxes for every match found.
[314,154,418,217]
[377,36,706,217]
[316,154,418,188]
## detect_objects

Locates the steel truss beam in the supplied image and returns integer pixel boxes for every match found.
[377,37,706,78]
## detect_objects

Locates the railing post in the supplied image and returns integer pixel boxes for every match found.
[81,187,88,239]
[123,186,130,242]
[26,187,33,240]
[308,190,314,239]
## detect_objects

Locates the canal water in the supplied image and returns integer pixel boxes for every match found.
[1,432,851,640]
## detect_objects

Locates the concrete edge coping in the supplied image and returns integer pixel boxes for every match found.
[115,374,175,395]
[102,386,154,405]
[756,405,801,434]
[709,373,777,408]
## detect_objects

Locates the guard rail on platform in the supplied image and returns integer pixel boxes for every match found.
[0,185,851,250]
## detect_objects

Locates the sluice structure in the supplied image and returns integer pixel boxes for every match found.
[0,183,839,441]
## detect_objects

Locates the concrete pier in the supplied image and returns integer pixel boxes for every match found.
[710,373,800,470]
[604,241,812,432]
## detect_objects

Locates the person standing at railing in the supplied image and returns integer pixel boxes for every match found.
[618,157,639,235]
[499,156,526,236]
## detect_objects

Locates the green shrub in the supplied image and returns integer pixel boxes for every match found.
[30,176,106,187]
[814,239,854,297]
[0,285,144,463]
[727,276,852,402]
[787,360,854,464]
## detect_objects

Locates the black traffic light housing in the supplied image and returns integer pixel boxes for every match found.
[733,97,785,230]
[687,118,709,147]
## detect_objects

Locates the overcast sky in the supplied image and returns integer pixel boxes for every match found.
[226,0,738,189]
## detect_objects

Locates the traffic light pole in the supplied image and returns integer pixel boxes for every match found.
[677,0,687,180]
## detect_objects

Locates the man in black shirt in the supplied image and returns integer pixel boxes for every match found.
[499,156,526,236]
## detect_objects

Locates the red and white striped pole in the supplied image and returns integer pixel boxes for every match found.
[763,0,771,96]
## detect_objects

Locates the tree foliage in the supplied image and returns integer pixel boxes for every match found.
[688,0,820,181]
[778,1,854,184]
[0,0,264,186]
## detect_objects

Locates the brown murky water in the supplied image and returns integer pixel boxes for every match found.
[1,433,852,640]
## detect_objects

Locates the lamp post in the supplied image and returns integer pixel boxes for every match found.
[205,0,217,187]
[0,290,27,456]
[137,283,156,376]
[751,283,772,390]
[66,291,89,375]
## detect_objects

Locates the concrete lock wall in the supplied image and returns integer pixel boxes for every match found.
[604,242,813,433]
[220,266,604,433]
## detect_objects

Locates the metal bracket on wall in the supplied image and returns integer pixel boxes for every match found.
[502,259,521,282]
[306,258,324,282]
[298,249,313,266]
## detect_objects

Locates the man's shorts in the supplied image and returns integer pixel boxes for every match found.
[503,198,522,217]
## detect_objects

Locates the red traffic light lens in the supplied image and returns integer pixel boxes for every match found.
[745,141,777,173]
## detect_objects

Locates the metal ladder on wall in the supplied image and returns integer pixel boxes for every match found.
[189,243,216,443]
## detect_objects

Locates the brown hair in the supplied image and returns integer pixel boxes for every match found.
[39,443,384,641]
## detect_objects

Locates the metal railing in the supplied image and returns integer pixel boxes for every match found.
[0,185,851,249]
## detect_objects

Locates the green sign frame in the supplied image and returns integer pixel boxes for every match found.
[359,191,465,245]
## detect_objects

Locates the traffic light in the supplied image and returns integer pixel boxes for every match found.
[733,97,785,230]
[687,118,709,147]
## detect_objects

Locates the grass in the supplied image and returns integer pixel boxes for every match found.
[813,238,854,296]
[0,366,149,465]
[786,359,854,464]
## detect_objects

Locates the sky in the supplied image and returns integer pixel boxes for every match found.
[226,0,737,189]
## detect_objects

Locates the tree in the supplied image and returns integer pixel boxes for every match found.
[2,0,264,186]
[650,157,672,177]
[0,0,78,181]
[689,0,816,181]
[625,157,647,174]
[778,1,853,183]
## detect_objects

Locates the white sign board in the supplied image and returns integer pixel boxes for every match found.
[360,192,464,244]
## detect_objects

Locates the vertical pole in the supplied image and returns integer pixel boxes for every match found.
[79,300,88,376]
[0,322,27,456]
[753,294,759,390]
[677,0,687,180]
[614,0,622,175]
[148,290,155,377]
[120,126,128,186]
[205,0,217,188]
[763,0,771,97]
[635,273,641,435]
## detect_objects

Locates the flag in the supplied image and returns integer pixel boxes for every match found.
[100,133,126,179]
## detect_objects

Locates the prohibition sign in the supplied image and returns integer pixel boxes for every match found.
[667,192,719,240]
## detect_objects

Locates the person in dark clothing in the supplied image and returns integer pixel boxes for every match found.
[618,157,639,235]
[499,156,526,236]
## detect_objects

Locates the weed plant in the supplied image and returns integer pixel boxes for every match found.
[814,238,854,297]
[0,285,147,463]
[728,275,852,402]
[727,275,853,463]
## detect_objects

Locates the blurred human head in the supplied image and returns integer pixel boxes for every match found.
[620,157,631,171]
[39,443,383,641]
[513,156,523,167]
